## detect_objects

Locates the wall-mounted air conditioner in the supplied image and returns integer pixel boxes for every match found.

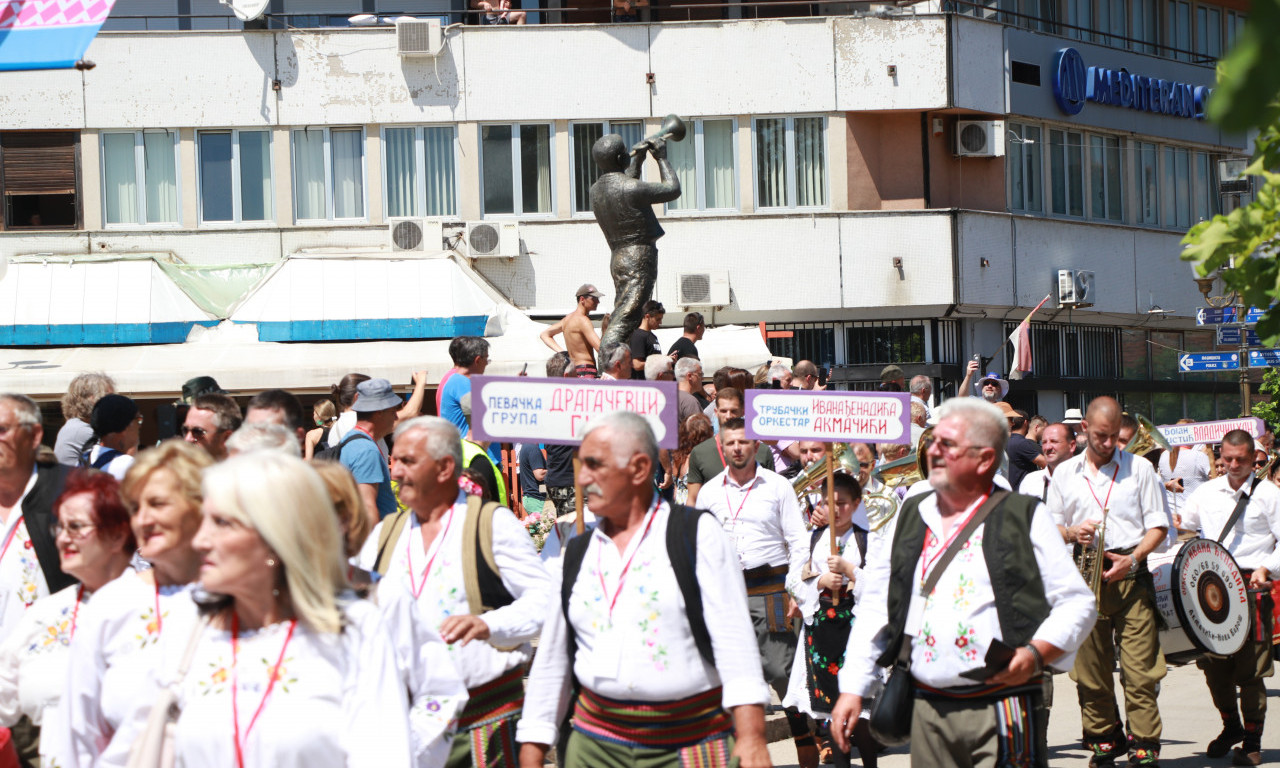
[677,270,730,307]
[465,221,520,258]
[388,218,443,252]
[955,120,1004,158]
[1057,268,1095,308]
[396,19,444,57]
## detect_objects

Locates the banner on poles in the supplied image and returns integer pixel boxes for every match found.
[744,390,912,444]
[1156,416,1264,447]
[469,376,678,448]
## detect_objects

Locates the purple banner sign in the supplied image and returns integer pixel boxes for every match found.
[744,389,912,444]
[469,375,679,448]
[1156,416,1264,447]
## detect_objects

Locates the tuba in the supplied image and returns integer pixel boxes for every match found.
[862,427,932,531]
[630,114,687,156]
[1123,413,1172,458]
[791,442,860,505]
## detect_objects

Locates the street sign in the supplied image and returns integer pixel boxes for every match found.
[1178,352,1240,372]
[1248,349,1280,368]
[1217,327,1263,346]
[1195,306,1269,325]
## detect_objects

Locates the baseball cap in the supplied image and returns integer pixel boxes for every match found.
[576,284,605,299]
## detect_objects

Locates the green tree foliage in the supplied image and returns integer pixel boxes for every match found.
[1181,0,1280,341]
[1252,368,1280,430]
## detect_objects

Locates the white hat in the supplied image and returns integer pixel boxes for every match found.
[1063,408,1084,425]
[974,372,1011,400]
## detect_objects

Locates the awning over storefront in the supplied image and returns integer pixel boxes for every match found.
[0,321,778,400]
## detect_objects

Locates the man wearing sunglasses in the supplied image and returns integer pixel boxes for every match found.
[180,392,242,461]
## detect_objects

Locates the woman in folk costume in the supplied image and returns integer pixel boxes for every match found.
[784,471,881,767]
[63,439,213,767]
[125,452,412,767]
[0,471,133,766]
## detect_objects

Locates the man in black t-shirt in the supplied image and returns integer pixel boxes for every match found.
[628,300,665,380]
[1001,402,1045,489]
[544,443,578,520]
[667,311,704,361]
[517,442,547,517]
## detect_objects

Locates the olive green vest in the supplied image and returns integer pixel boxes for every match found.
[876,490,1051,668]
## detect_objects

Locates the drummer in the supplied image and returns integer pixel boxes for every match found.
[1180,429,1280,765]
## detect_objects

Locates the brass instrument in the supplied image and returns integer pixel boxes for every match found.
[1123,413,1172,457]
[862,427,933,531]
[1256,449,1277,481]
[629,114,687,156]
[791,442,859,502]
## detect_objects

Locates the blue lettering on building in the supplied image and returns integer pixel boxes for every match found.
[1050,47,1210,120]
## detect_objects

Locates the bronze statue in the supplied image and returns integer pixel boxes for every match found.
[589,117,684,363]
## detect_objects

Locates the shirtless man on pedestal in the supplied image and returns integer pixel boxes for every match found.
[540,284,604,379]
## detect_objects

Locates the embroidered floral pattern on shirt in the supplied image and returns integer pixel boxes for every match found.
[17,527,40,608]
[263,655,298,693]
[28,603,75,655]
[198,655,231,696]
[134,605,167,648]
[631,560,669,671]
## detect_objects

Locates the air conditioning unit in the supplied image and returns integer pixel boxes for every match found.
[465,221,520,258]
[955,120,1004,158]
[1057,269,1095,308]
[396,18,443,57]
[677,270,730,307]
[388,218,443,252]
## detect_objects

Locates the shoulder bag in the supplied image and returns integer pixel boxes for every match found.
[126,615,210,768]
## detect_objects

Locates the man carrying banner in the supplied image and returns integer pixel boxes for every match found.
[516,412,771,768]
[1180,429,1280,765]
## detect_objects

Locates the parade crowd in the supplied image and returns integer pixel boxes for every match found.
[0,319,1276,768]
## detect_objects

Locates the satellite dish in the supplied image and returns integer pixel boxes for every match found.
[221,0,270,22]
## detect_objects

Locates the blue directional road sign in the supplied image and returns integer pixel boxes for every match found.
[1248,349,1280,368]
[1196,306,1269,325]
[1217,327,1263,347]
[1178,352,1240,372]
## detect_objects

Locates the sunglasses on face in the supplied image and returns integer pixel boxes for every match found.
[180,425,209,439]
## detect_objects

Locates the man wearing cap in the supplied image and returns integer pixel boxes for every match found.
[968,371,1009,403]
[339,378,400,524]
[880,364,906,392]
[541,285,604,378]
[82,394,141,480]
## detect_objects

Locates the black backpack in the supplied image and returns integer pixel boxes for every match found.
[561,504,715,670]
[78,438,123,471]
[315,431,372,463]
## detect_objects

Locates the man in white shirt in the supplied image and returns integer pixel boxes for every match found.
[1045,396,1168,766]
[830,398,1096,766]
[357,416,549,768]
[598,341,632,381]
[1017,422,1074,502]
[517,412,771,768]
[699,418,815,766]
[1180,430,1280,765]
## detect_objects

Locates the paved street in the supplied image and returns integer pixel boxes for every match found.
[768,661,1280,766]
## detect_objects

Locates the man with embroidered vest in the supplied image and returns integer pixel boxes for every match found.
[516,411,771,768]
[1179,430,1280,766]
[1045,396,1168,766]
[830,397,1095,767]
[700,418,816,767]
[357,416,549,768]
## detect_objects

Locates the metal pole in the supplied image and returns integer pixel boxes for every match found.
[1239,297,1251,416]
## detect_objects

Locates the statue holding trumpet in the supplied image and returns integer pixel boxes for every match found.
[589,115,685,361]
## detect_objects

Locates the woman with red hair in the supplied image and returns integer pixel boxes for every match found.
[0,470,134,766]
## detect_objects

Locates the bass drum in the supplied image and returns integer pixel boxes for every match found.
[1149,539,1251,664]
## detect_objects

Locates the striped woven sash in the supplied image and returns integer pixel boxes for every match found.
[570,686,733,749]
[457,665,525,731]
[743,564,787,596]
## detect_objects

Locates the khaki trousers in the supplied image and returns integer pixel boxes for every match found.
[1070,574,1166,743]
[1196,591,1275,722]
[562,729,736,768]
[444,715,519,768]
[909,687,1046,768]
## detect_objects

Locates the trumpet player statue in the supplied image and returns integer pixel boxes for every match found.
[589,117,683,358]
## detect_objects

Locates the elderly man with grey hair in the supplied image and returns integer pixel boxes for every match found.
[675,356,706,425]
[832,397,1095,767]
[357,415,548,768]
[518,411,772,768]
[909,374,934,420]
[644,353,674,381]
[225,421,303,458]
[599,340,633,381]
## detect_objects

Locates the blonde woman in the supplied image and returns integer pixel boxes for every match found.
[145,453,411,767]
[305,399,339,460]
[63,439,212,767]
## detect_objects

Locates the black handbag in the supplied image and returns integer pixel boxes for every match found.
[867,491,1008,746]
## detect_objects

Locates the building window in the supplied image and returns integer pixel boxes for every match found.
[667,118,737,212]
[1048,129,1084,217]
[1096,0,1127,46]
[0,132,78,229]
[1134,141,1159,225]
[383,126,457,218]
[197,130,272,224]
[753,116,827,209]
[1129,0,1157,52]
[1162,145,1191,228]
[1088,134,1123,221]
[1008,122,1043,213]
[1196,4,1222,58]
[292,127,365,221]
[1167,0,1191,60]
[1226,11,1246,49]
[102,130,179,226]
[481,123,553,216]
[1064,0,1092,40]
[569,121,643,214]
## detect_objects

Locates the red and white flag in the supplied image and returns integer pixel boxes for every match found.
[1008,294,1052,380]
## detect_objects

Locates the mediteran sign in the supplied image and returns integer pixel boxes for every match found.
[1053,47,1211,120]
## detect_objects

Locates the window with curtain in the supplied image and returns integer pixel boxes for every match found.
[1095,0,1127,46]
[570,121,643,213]
[1162,145,1190,228]
[667,118,737,212]
[754,116,827,209]
[480,123,554,216]
[1167,0,1191,59]
[1196,5,1222,58]
[1088,134,1123,221]
[1134,141,1158,225]
[383,125,456,218]
[1226,11,1246,49]
[291,127,364,221]
[1007,122,1042,213]
[1129,0,1157,52]
[1193,151,1218,223]
[198,130,272,224]
[1065,0,1091,40]
[102,130,179,226]
[1049,129,1083,217]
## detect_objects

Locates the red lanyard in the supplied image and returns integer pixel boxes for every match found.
[153,582,163,636]
[69,585,84,641]
[407,507,454,600]
[919,491,990,583]
[596,497,660,622]
[714,436,725,466]
[723,476,758,527]
[0,515,23,565]
[1087,461,1122,514]
[231,613,298,768]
